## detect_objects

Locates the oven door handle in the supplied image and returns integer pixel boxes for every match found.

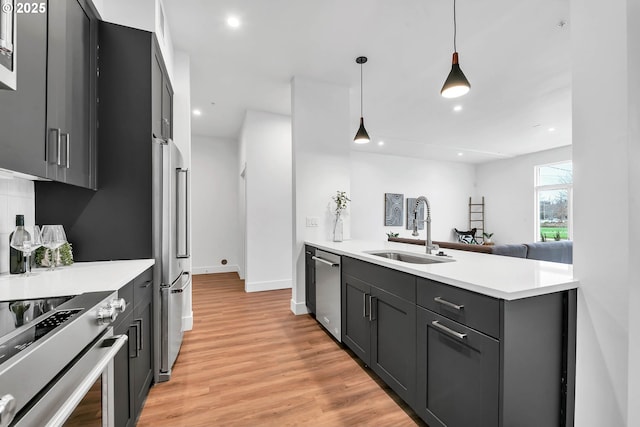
[45,333,128,427]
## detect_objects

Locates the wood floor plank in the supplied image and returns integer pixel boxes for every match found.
[137,273,425,427]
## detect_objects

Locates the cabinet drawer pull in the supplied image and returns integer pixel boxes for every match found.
[434,296,464,311]
[432,320,467,340]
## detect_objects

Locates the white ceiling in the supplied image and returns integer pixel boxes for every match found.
[164,0,571,164]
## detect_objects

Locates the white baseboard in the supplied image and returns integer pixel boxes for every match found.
[193,265,239,275]
[182,311,193,331]
[245,279,292,293]
[290,299,309,315]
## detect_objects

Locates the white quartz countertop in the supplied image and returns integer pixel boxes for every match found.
[306,240,578,300]
[0,259,155,301]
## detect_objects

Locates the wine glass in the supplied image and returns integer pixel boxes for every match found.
[41,225,67,271]
[10,225,43,276]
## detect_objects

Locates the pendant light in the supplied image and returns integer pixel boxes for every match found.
[441,0,470,98]
[354,56,370,144]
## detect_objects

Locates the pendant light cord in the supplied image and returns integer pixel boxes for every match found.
[453,0,457,52]
[360,62,364,117]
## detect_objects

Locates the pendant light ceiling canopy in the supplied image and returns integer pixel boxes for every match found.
[354,56,370,144]
[441,0,470,98]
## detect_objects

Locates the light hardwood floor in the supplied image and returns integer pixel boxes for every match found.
[137,273,425,427]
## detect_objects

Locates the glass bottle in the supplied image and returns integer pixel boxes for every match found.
[9,214,26,274]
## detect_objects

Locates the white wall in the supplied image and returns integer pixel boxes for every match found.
[475,145,572,244]
[191,135,240,275]
[241,111,292,292]
[0,177,35,274]
[350,152,475,242]
[571,0,635,425]
[291,76,351,314]
[626,2,640,424]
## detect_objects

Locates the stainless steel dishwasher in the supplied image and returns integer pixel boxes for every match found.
[313,250,341,341]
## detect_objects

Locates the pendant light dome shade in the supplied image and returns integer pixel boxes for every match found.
[354,117,370,144]
[354,56,370,144]
[441,52,470,98]
[441,0,470,98]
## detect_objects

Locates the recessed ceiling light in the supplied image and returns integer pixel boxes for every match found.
[378,141,384,146]
[457,152,464,156]
[453,105,463,112]
[227,16,241,28]
[192,109,202,116]
[548,127,556,132]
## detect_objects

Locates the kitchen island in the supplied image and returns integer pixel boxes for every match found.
[305,239,577,300]
[306,239,577,427]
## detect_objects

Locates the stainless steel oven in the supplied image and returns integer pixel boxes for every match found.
[0,0,16,90]
[0,291,128,426]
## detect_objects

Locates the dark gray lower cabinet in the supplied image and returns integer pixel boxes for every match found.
[416,307,499,426]
[339,256,575,427]
[305,246,316,314]
[342,257,416,406]
[114,268,154,427]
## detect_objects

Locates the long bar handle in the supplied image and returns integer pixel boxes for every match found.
[176,168,190,258]
[434,296,464,311]
[63,133,70,168]
[135,318,143,353]
[369,296,377,321]
[432,320,467,340]
[312,256,339,267]
[363,293,369,318]
[56,131,62,166]
[46,128,60,162]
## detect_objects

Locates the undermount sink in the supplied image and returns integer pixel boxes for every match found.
[366,250,454,265]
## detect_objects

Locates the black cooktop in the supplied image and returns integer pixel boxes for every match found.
[0,296,75,365]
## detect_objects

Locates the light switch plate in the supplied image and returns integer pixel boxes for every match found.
[306,216,319,227]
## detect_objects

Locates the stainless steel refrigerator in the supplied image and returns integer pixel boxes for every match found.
[153,136,191,382]
[35,22,190,383]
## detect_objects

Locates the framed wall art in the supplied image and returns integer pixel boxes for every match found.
[406,198,425,230]
[384,193,404,226]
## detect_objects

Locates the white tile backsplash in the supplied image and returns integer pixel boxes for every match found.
[0,177,35,274]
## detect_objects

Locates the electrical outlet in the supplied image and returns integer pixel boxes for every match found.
[306,216,319,227]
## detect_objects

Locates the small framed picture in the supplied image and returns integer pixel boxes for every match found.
[384,193,404,226]
[406,198,425,230]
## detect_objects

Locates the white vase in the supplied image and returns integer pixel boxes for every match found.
[333,216,343,242]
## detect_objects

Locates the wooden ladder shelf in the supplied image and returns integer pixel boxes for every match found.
[469,197,485,243]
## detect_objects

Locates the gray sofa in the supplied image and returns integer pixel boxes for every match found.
[491,241,573,264]
[387,237,573,264]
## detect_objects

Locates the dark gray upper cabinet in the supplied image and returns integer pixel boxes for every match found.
[0,9,48,177]
[0,0,97,188]
[161,74,173,139]
[45,0,97,188]
[152,49,173,140]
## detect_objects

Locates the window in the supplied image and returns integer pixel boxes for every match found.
[535,161,572,241]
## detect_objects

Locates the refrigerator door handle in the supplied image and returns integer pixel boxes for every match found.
[176,168,190,258]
